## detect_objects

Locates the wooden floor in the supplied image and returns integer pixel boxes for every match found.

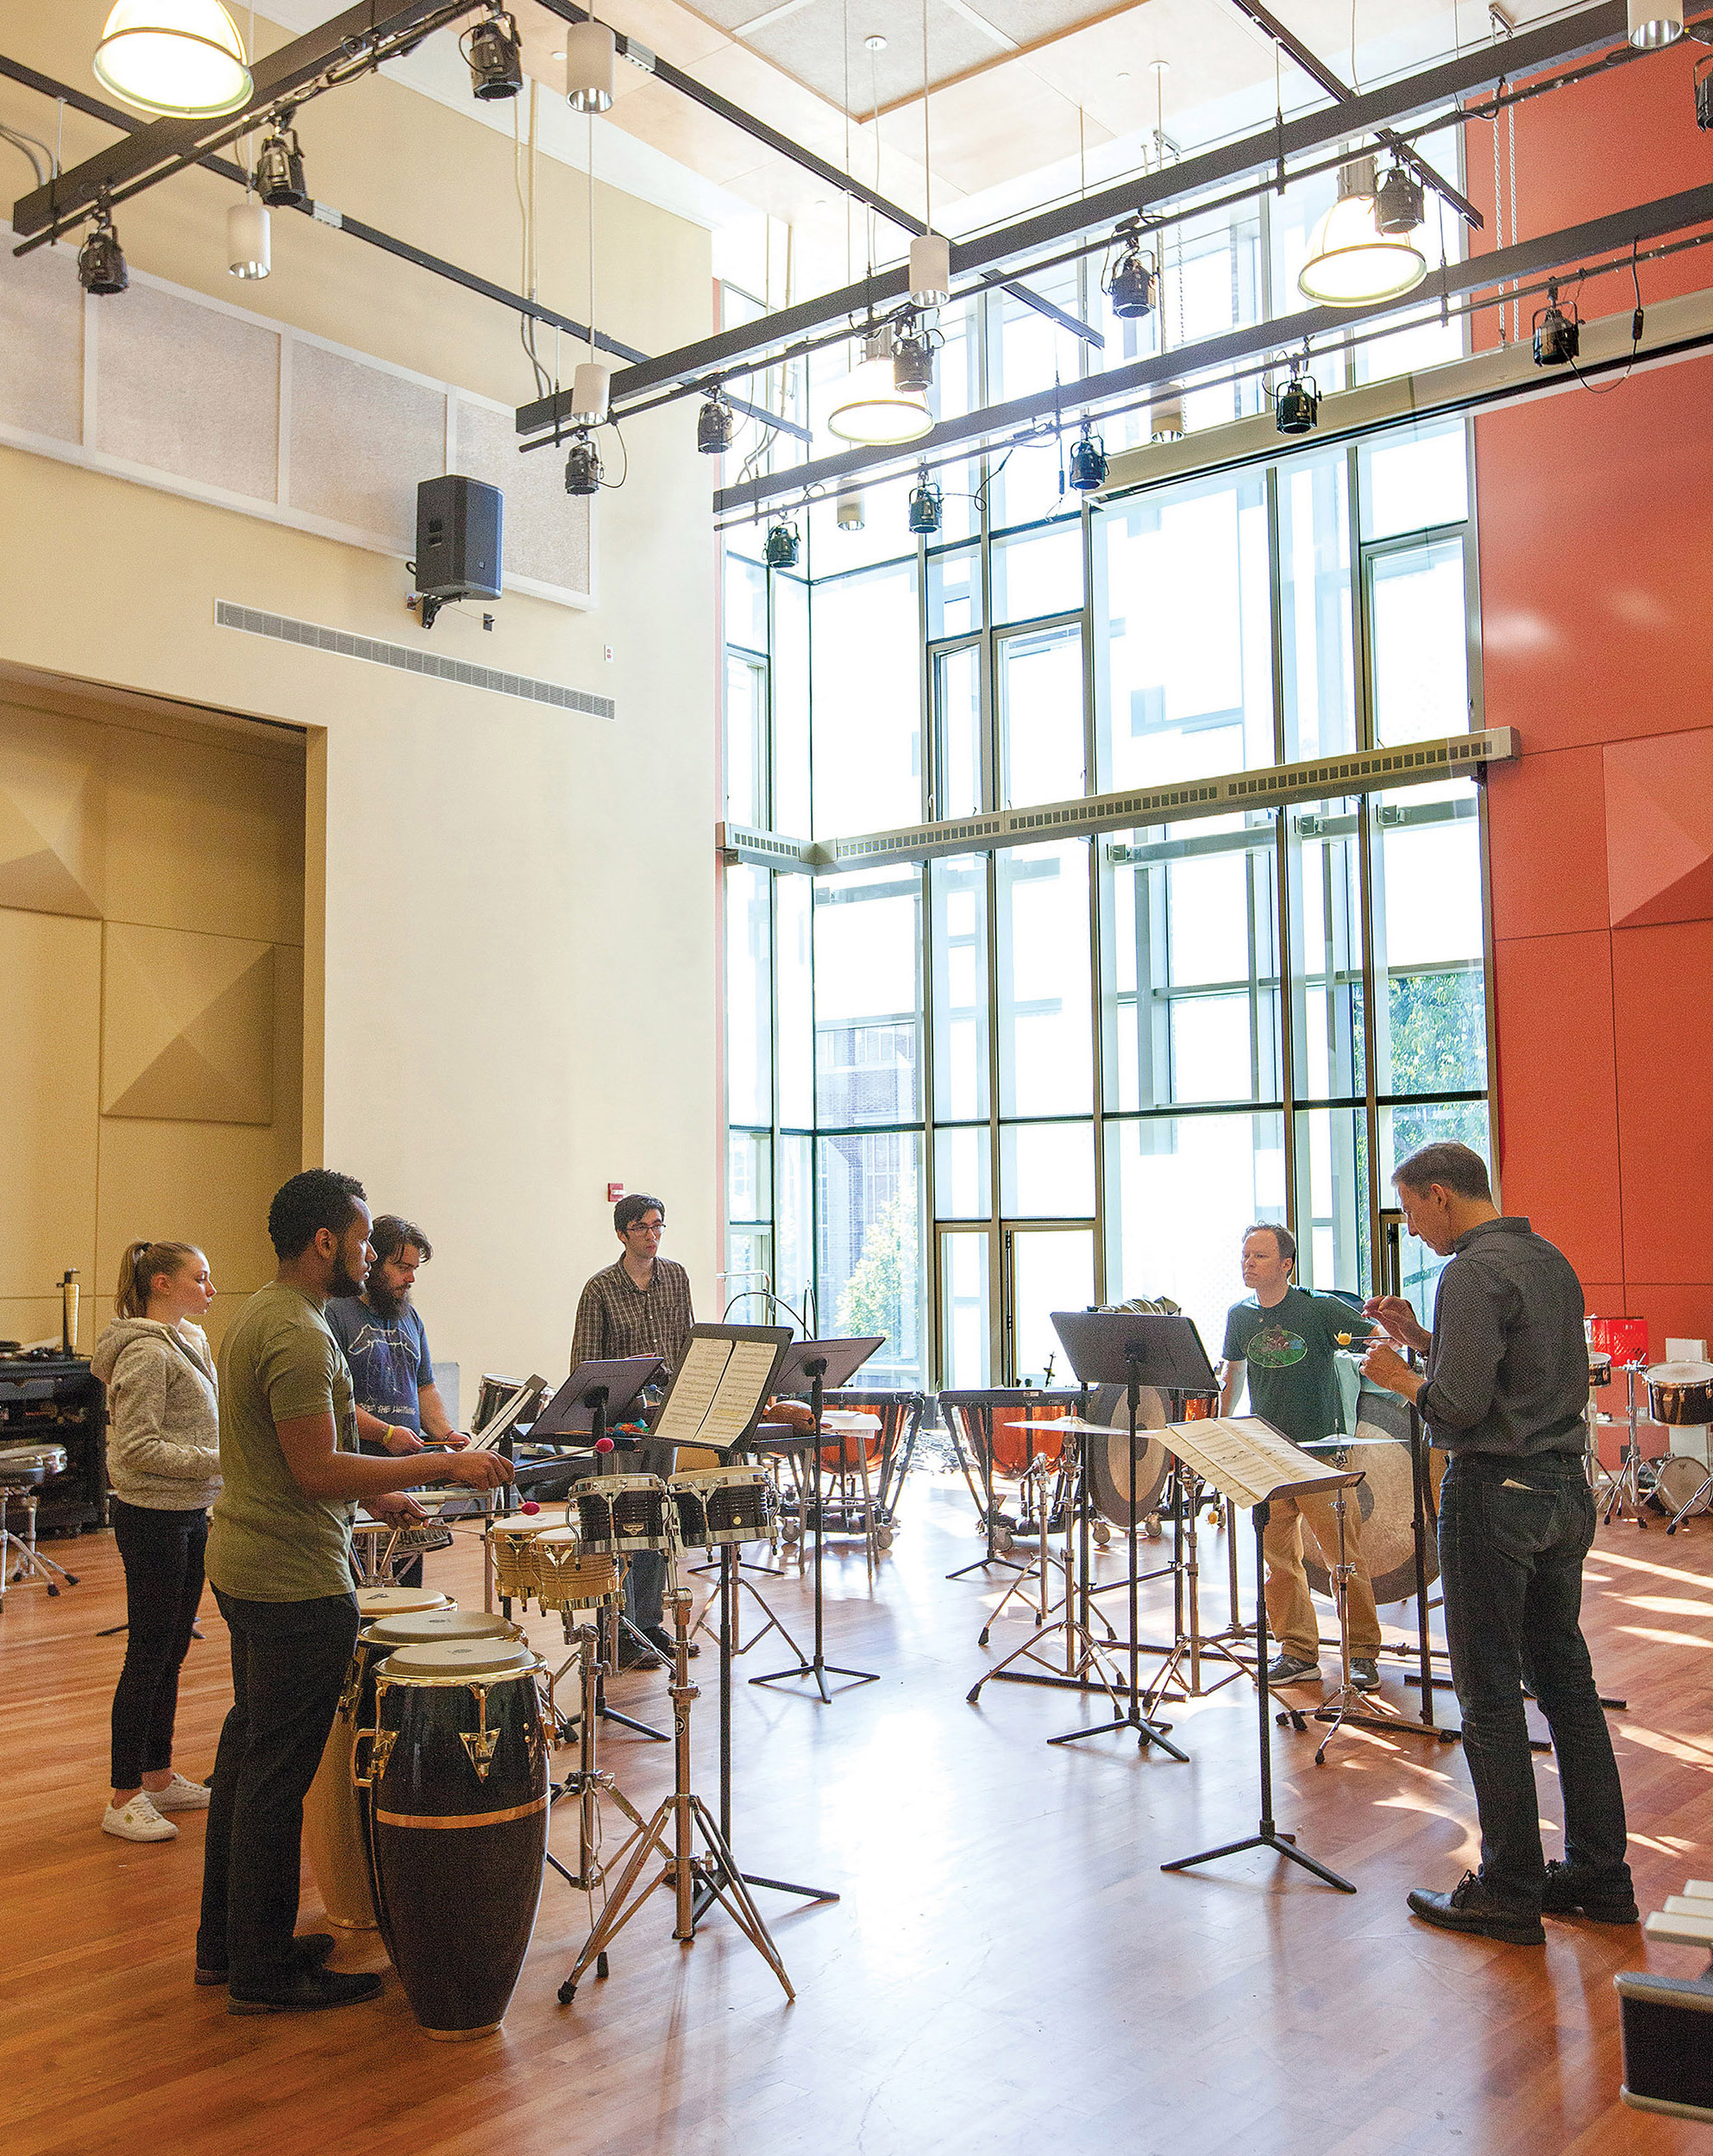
[4,1476,1712,2156]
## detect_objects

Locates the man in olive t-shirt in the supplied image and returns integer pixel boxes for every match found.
[1220,1222,1383,1689]
[196,1170,511,2016]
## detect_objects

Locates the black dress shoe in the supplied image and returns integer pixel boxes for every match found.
[1407,1871,1545,1945]
[228,1966,383,2015]
[616,1638,662,1670]
[1541,1858,1640,1924]
[196,1932,337,1987]
[643,1625,699,1660]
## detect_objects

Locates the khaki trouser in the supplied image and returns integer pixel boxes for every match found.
[1264,1486,1381,1661]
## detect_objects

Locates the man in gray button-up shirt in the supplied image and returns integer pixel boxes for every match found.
[1359,1141,1634,1946]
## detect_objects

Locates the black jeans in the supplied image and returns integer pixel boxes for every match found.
[1438,1450,1631,1905]
[110,1499,207,1789]
[196,1588,360,1986]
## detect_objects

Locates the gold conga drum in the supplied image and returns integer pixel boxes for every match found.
[304,1584,450,1930]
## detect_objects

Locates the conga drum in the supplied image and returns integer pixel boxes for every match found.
[359,1635,549,2040]
[304,1584,451,1930]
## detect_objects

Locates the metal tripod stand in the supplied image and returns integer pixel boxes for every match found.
[556,1587,794,2005]
[545,1619,649,1905]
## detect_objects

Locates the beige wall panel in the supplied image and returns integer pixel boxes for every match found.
[0,236,82,445]
[288,342,446,542]
[103,923,276,1125]
[453,398,590,595]
[95,280,280,502]
[104,722,304,944]
[0,1298,72,1353]
[0,909,100,1300]
[0,699,105,918]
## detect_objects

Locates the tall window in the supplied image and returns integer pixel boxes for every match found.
[720,289,1485,1379]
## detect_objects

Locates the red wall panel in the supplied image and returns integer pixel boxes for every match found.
[1484,746,1608,940]
[1609,919,1713,1287]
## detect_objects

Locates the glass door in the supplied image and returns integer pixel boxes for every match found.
[937,1225,995,1391]
[1001,1224,1094,1387]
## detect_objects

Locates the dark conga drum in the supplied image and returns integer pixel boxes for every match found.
[359,1635,548,2040]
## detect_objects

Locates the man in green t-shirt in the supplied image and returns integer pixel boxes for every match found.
[1220,1222,1382,1691]
[196,1169,511,2015]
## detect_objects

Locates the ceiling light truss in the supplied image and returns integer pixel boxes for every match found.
[548,1,1658,432]
[708,179,1713,518]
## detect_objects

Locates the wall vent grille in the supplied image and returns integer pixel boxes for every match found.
[215,602,615,719]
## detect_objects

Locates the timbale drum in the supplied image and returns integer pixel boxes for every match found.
[303,1586,452,1931]
[359,1635,549,2040]
[668,1465,777,1549]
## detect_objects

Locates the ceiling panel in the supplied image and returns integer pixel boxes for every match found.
[745,0,1003,111]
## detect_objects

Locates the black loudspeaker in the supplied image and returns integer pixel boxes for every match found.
[1616,1972,1713,2122]
[415,475,503,601]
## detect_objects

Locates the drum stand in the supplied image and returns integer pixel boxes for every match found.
[945,1411,1028,1581]
[1163,1499,1355,1894]
[556,1588,794,2006]
[545,1619,649,1902]
[751,1370,878,1703]
[1133,1456,1251,1715]
[0,1486,79,1602]
[1603,1363,1654,1527]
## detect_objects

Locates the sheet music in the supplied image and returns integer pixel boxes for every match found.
[1158,1415,1361,1509]
[653,1336,776,1452]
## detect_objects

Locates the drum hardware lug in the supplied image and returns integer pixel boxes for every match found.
[353,1726,396,1789]
[460,1681,503,1781]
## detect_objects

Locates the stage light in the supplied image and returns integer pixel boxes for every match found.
[566,22,615,113]
[1274,361,1320,436]
[1068,419,1107,492]
[565,430,602,495]
[467,9,524,100]
[907,469,942,535]
[1533,283,1580,366]
[571,362,611,425]
[826,325,932,445]
[94,1,251,118]
[892,325,935,395]
[255,115,307,209]
[1298,156,1426,306]
[836,492,865,532]
[78,197,128,296]
[1628,0,1683,47]
[1106,227,1158,319]
[910,233,951,307]
[697,392,736,455]
[226,196,269,279]
[763,522,800,568]
[1375,164,1425,235]
[1150,381,1184,442]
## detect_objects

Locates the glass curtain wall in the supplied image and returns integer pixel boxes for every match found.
[722,247,1484,1376]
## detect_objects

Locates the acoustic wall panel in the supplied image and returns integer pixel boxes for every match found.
[0,701,105,918]
[0,237,82,444]
[102,923,276,1125]
[96,280,280,501]
[288,340,447,542]
[1604,726,1713,931]
[1484,745,1607,943]
[1611,918,1713,1288]
[0,910,101,1300]
[453,396,591,594]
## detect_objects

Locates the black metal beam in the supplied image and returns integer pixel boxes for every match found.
[594,3,1635,407]
[1223,0,1482,226]
[711,179,1713,514]
[12,3,484,241]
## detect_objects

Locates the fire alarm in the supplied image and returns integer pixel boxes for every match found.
[607,1182,625,1203]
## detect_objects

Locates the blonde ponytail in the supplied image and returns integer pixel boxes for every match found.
[115,1239,199,1319]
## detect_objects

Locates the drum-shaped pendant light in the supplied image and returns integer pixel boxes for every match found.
[94,0,252,117]
[226,197,270,279]
[825,327,932,446]
[566,22,616,113]
[1297,156,1427,307]
[1628,0,1683,44]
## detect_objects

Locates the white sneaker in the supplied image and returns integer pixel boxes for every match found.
[152,1771,212,1812]
[103,1795,179,1842]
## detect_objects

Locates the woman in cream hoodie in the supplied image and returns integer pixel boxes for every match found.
[91,1240,222,1844]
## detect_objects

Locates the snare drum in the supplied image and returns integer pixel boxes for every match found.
[570,1473,675,1554]
[360,1637,549,2040]
[669,1465,777,1549]
[304,1589,455,1930]
[0,1443,67,1488]
[530,1526,623,1610]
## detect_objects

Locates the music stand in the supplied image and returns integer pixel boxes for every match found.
[532,1357,664,1455]
[750,1337,883,1703]
[1155,1414,1358,1892]
[1045,1310,1220,1758]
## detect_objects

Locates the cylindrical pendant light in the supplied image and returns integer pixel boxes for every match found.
[826,326,932,446]
[909,234,951,307]
[572,361,611,424]
[1297,155,1426,307]
[1628,0,1683,46]
[94,1,252,117]
[1149,381,1184,442]
[566,23,615,114]
[226,197,270,279]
